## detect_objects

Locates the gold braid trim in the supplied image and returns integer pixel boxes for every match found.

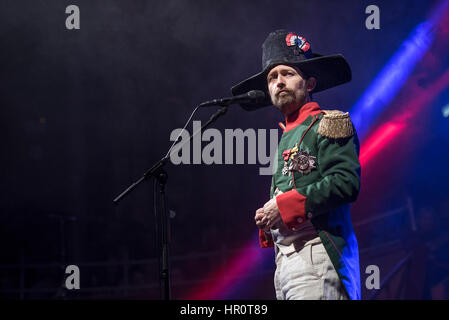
[317,110,354,139]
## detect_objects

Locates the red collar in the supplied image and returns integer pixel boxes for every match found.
[279,102,323,133]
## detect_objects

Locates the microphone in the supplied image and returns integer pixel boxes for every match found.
[199,90,266,108]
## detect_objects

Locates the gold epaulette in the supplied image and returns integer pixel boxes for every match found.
[317,110,354,139]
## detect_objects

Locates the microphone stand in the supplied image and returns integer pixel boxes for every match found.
[113,104,228,300]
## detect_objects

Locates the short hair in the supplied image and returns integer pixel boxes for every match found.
[292,66,314,101]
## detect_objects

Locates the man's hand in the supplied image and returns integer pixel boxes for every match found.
[255,208,268,231]
[255,198,282,232]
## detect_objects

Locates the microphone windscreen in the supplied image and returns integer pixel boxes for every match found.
[248,90,266,100]
[241,90,271,111]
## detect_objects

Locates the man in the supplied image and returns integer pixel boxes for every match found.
[231,30,361,300]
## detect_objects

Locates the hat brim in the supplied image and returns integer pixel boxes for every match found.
[231,54,351,110]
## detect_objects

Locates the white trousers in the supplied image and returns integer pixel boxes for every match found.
[274,237,349,300]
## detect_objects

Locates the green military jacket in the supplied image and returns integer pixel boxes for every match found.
[259,101,362,300]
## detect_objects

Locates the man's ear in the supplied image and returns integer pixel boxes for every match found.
[307,77,317,92]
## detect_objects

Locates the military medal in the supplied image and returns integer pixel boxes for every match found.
[281,143,316,175]
[289,150,316,174]
[281,146,294,175]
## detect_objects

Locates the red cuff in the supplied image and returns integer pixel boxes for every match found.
[276,189,307,230]
[259,229,274,248]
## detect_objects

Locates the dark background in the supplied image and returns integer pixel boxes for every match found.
[1,0,449,299]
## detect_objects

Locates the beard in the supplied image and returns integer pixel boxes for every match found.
[272,90,306,116]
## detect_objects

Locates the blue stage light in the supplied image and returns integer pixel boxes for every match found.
[351,22,436,141]
[351,0,449,141]
[442,103,449,118]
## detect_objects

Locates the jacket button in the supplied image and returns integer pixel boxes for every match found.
[297,217,303,224]
[307,212,313,219]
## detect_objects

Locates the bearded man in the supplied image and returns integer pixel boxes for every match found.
[231,30,362,300]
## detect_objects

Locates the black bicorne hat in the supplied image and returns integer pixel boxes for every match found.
[231,29,352,110]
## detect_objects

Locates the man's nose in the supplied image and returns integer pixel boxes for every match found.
[276,75,286,87]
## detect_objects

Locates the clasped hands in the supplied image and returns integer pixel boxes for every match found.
[255,191,283,232]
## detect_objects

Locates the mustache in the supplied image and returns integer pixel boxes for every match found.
[276,89,293,96]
